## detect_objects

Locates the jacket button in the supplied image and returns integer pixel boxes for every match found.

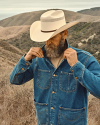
[21,67,25,71]
[25,63,29,66]
[75,77,77,79]
[52,91,56,94]
[53,74,57,77]
[51,107,54,109]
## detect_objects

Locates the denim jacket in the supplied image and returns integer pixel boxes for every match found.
[10,39,100,125]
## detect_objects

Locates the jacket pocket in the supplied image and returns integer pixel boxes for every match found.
[59,71,77,93]
[37,69,51,89]
[58,107,85,125]
[34,99,49,125]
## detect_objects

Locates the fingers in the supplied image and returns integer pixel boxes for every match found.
[30,47,44,58]
[63,48,77,60]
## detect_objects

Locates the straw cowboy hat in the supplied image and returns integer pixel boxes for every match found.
[30,9,79,42]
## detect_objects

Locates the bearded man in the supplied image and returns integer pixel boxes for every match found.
[10,10,100,125]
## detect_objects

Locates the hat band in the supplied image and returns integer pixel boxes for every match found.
[41,29,57,33]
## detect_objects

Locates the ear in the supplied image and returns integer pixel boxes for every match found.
[63,29,68,39]
[64,29,68,35]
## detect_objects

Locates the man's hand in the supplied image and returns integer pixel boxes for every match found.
[64,48,78,67]
[24,47,44,61]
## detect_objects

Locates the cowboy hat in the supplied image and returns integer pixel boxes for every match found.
[30,9,79,42]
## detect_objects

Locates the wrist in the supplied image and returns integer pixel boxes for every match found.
[24,54,30,61]
[70,60,78,67]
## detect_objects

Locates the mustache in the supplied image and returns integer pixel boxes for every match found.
[45,44,58,49]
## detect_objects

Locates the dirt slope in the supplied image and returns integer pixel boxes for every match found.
[0,25,30,40]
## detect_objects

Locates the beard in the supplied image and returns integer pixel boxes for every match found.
[45,37,65,58]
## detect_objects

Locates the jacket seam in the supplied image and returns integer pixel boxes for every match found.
[34,57,37,72]
[81,55,91,83]
[80,56,100,99]
[84,56,90,67]
[80,51,92,57]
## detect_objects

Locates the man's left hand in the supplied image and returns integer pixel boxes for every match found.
[64,48,78,67]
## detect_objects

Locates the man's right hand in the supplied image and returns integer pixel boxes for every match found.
[24,47,44,61]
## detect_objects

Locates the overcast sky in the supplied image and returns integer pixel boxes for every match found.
[0,0,100,20]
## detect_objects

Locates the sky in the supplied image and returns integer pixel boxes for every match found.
[0,0,100,20]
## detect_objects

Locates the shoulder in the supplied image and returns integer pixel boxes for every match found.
[69,45,92,57]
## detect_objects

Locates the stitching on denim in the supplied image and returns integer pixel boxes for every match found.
[37,109,48,115]
[59,71,77,93]
[45,58,56,69]
[58,107,85,124]
[34,57,37,72]
[34,101,48,125]
[80,66,85,83]
[59,107,85,111]
[37,69,51,89]
[60,71,73,75]
[38,69,51,72]
[80,51,92,57]
[60,112,84,121]
[84,56,90,67]
[34,100,48,106]
[58,111,60,125]
[83,112,85,125]
[50,74,57,122]
[15,75,19,84]
[11,64,20,84]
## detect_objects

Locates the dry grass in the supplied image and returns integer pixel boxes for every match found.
[0,25,100,125]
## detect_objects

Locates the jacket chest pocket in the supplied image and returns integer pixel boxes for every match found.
[59,71,77,93]
[37,69,51,89]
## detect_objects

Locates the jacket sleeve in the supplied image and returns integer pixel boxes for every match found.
[9,54,36,85]
[70,56,100,99]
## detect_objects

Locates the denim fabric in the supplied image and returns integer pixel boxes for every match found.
[10,39,100,125]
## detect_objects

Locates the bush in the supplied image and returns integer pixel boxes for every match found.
[16,43,19,47]
[82,41,86,44]
[87,39,92,44]
[97,53,100,59]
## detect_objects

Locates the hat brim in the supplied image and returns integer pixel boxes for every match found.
[30,21,79,42]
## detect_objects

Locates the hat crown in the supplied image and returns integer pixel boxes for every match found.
[40,10,65,21]
[40,10,66,32]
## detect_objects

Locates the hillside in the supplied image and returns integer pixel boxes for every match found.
[0,25,30,40]
[78,7,100,16]
[0,9,100,125]
[0,9,100,27]
[3,22,100,63]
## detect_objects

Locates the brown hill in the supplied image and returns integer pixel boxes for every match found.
[77,7,100,16]
[0,9,100,27]
[0,25,30,40]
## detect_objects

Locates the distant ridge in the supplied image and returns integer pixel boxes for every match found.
[0,9,100,27]
[77,7,100,16]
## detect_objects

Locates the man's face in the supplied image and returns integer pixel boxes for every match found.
[45,30,68,58]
